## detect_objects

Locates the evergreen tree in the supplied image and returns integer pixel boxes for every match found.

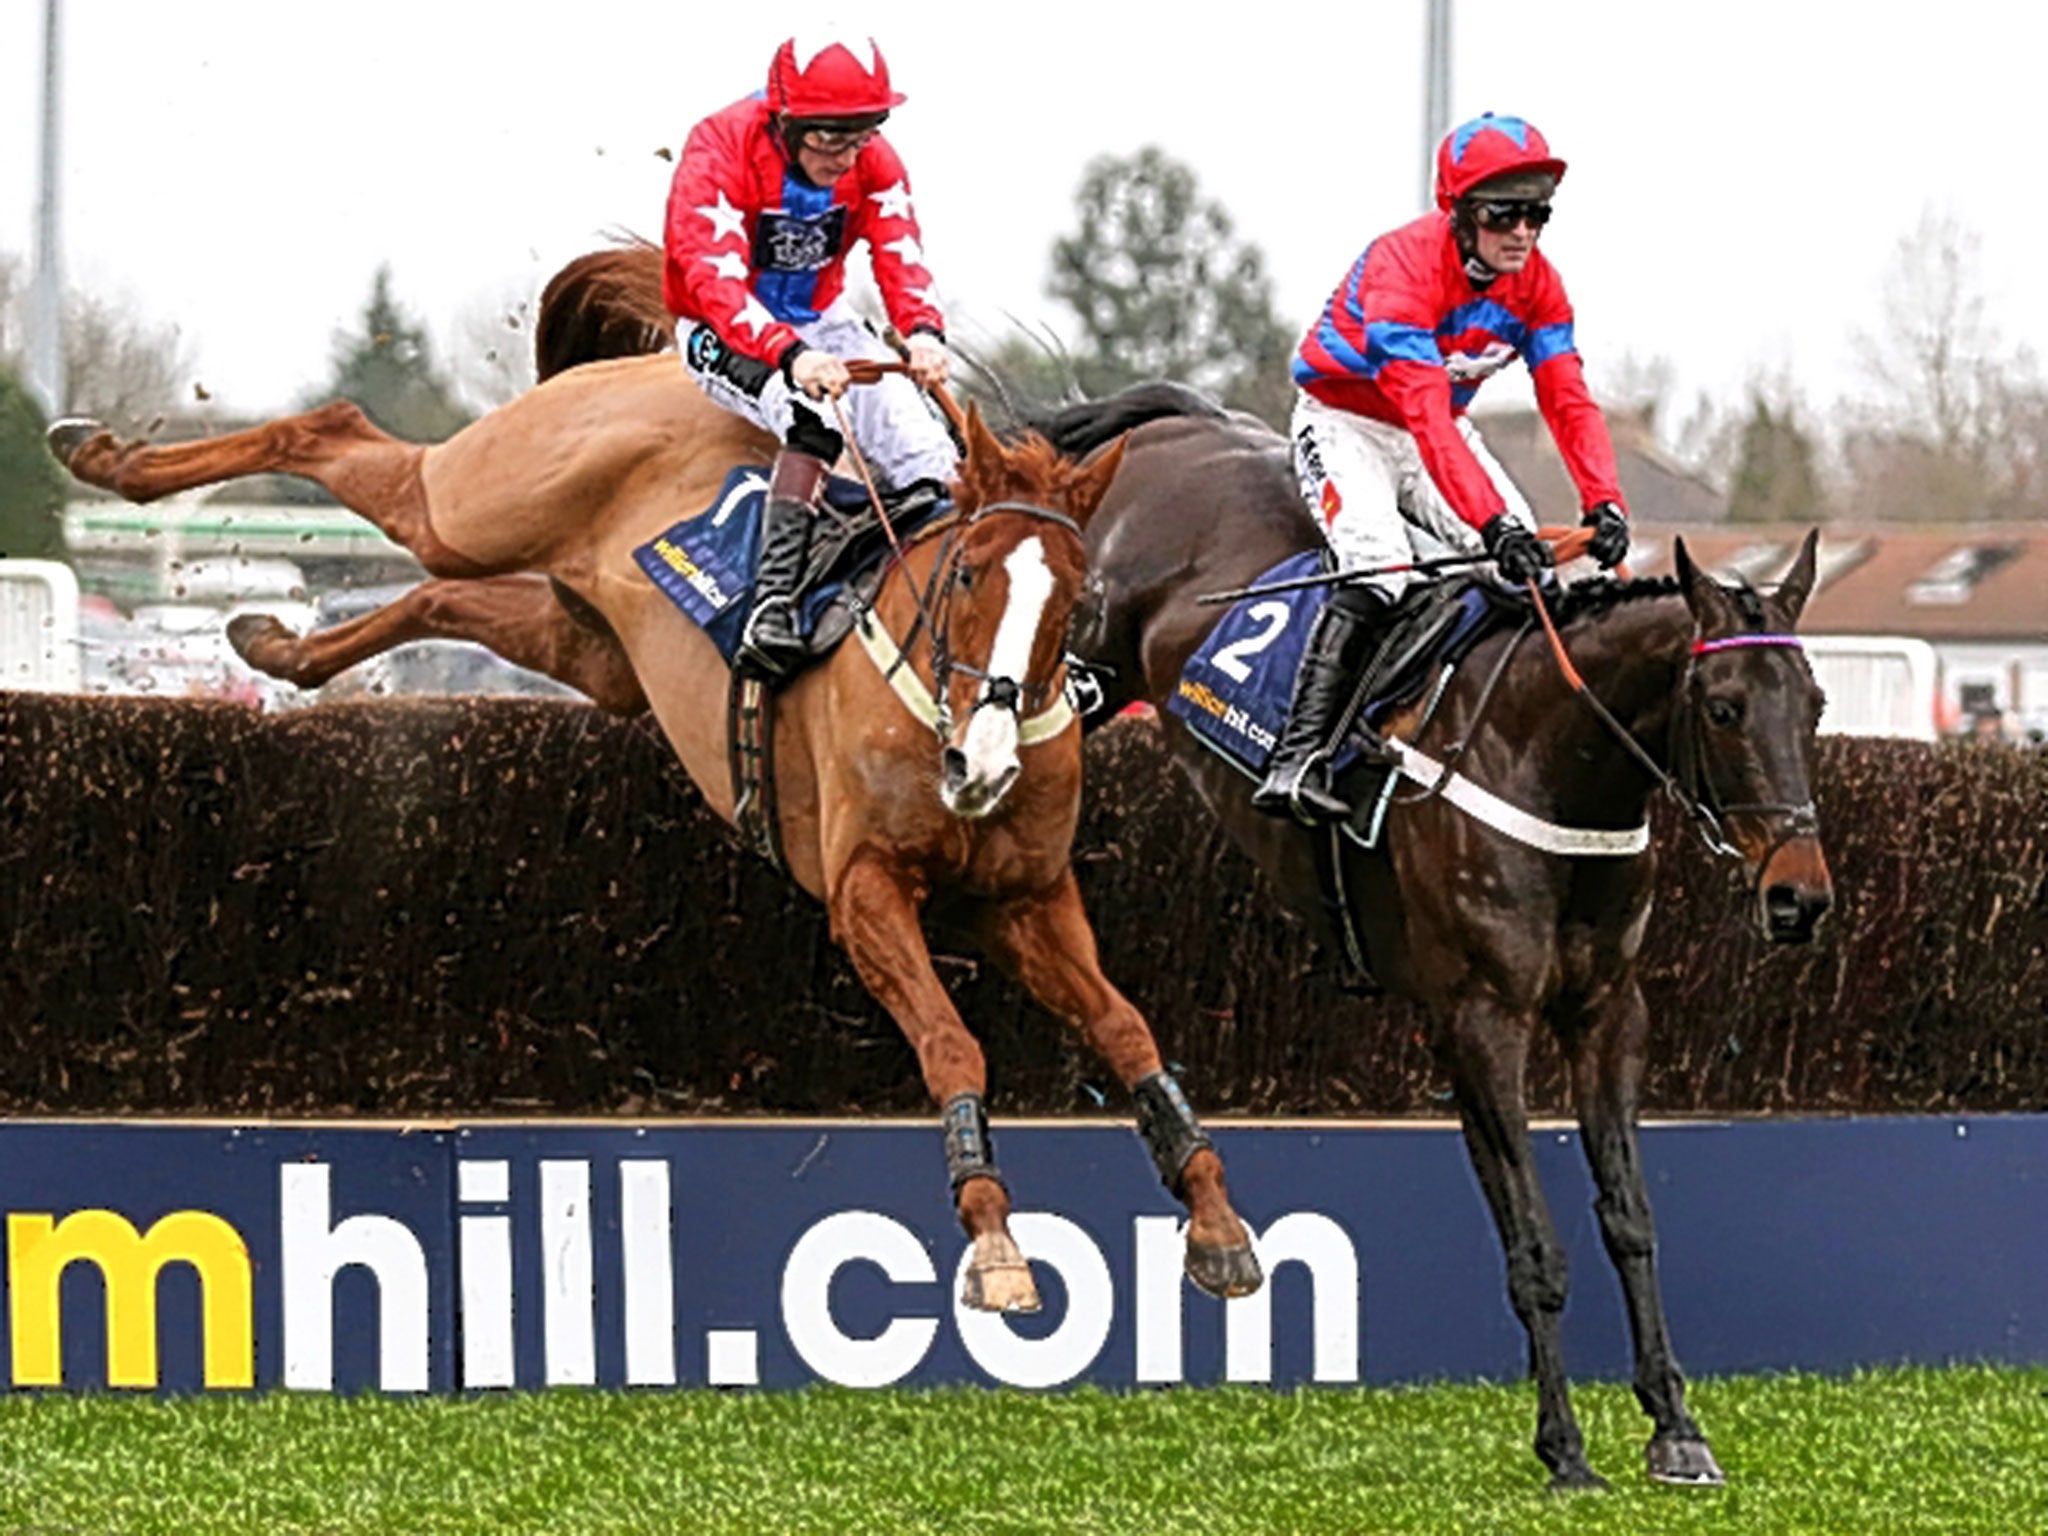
[306,267,472,442]
[1727,390,1826,523]
[0,366,66,560]
[1046,148,1296,427]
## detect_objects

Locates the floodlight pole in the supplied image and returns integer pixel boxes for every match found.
[1421,0,1452,212]
[26,0,67,419]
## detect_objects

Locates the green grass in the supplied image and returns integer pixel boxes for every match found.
[0,1367,2040,1534]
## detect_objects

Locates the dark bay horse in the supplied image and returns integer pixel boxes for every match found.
[44,288,1264,1312]
[1046,385,1832,1489]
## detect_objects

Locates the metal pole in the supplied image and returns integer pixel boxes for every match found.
[1421,0,1453,212]
[26,0,66,419]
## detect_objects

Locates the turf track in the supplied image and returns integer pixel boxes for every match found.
[0,1364,2040,1533]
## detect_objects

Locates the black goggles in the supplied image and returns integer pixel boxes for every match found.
[1470,199,1553,232]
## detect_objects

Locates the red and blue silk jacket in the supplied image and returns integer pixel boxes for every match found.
[1292,211,1623,530]
[662,94,945,369]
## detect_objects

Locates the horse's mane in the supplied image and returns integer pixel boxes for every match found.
[534,239,673,381]
[1031,382,1230,459]
[1546,574,1683,625]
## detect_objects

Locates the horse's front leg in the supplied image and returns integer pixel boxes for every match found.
[829,849,1040,1314]
[1440,991,1604,1491]
[1564,978,1722,1486]
[977,870,1261,1298]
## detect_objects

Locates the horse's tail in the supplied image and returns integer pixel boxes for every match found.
[1030,381,1230,460]
[534,238,674,381]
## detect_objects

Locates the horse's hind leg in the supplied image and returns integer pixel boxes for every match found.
[1441,993,1604,1490]
[829,851,1041,1314]
[230,574,649,714]
[978,871,1262,1299]
[1565,980,1722,1487]
[49,404,485,577]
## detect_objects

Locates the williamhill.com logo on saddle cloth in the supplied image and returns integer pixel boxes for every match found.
[1169,553,1495,780]
[633,465,949,666]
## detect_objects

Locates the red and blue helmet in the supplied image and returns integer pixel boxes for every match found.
[767,32,908,121]
[1435,113,1567,209]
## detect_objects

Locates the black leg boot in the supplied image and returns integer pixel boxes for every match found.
[737,449,829,682]
[1250,584,1391,825]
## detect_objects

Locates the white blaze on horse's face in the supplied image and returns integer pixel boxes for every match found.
[942,535,1056,819]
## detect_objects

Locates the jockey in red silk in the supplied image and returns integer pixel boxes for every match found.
[1254,111,1633,825]
[662,32,957,683]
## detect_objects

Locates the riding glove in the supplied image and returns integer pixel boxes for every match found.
[1481,515,1554,585]
[1581,501,1630,569]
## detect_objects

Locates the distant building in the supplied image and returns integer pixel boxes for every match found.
[1623,524,2048,741]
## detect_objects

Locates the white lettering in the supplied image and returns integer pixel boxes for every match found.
[781,1211,938,1387]
[954,1214,1114,1388]
[541,1161,594,1386]
[458,1160,513,1389]
[1225,1213,1359,1383]
[280,1163,429,1392]
[1132,1215,1188,1383]
[620,1160,676,1387]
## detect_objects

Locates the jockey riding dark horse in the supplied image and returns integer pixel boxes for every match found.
[1260,111,1632,824]
[1042,376,1832,1489]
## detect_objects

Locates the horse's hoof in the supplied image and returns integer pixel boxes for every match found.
[1646,1436,1725,1486]
[46,417,108,468]
[961,1260,1041,1315]
[1186,1239,1264,1299]
[226,613,296,673]
[1547,1465,1611,1494]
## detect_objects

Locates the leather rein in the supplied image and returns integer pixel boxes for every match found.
[1528,579,1817,868]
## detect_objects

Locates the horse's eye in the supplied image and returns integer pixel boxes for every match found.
[1706,696,1743,729]
[955,566,974,591]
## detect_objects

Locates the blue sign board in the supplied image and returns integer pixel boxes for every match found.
[0,1117,2039,1393]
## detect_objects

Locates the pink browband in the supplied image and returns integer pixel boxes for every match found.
[1692,634,1804,656]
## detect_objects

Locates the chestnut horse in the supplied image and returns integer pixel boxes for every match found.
[45,282,1263,1312]
[1044,384,1833,1488]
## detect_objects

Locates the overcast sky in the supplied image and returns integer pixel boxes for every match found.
[4,1,2045,429]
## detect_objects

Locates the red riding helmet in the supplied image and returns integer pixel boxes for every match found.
[766,33,908,120]
[1435,113,1567,209]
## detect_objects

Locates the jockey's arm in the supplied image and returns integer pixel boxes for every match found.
[661,118,803,367]
[1375,357,1510,532]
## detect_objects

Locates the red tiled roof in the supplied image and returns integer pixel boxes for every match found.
[1621,524,2048,641]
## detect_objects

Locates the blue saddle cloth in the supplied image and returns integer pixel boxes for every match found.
[1166,552,1498,778]
[633,466,950,667]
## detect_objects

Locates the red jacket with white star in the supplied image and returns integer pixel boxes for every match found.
[1292,211,1623,531]
[662,94,944,369]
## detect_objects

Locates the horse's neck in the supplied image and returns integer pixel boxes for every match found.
[1517,592,1695,799]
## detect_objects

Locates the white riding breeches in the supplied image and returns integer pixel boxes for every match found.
[683,297,958,491]
[1289,392,1536,600]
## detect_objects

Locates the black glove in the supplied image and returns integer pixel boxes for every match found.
[1481,515,1553,585]
[1581,501,1630,569]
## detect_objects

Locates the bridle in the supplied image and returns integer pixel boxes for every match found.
[1531,588,1818,867]
[854,499,1084,745]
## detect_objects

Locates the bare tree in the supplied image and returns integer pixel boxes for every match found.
[63,291,191,432]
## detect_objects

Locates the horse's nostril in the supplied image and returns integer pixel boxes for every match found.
[942,747,968,788]
[1764,884,1830,943]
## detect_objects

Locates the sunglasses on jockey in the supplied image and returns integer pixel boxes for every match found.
[1469,198,1554,233]
[791,117,887,155]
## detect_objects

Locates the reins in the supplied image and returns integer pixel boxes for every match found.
[1523,541,1815,866]
[830,377,1080,745]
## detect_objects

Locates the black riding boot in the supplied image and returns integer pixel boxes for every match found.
[1250,584,1391,825]
[737,449,829,682]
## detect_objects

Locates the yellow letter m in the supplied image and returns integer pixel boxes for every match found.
[9,1210,253,1388]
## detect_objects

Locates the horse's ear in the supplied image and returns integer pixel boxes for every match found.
[1675,535,1740,633]
[1775,528,1820,625]
[1066,434,1128,527]
[956,399,1009,508]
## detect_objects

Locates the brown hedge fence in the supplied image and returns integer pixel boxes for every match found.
[1,692,2042,1119]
